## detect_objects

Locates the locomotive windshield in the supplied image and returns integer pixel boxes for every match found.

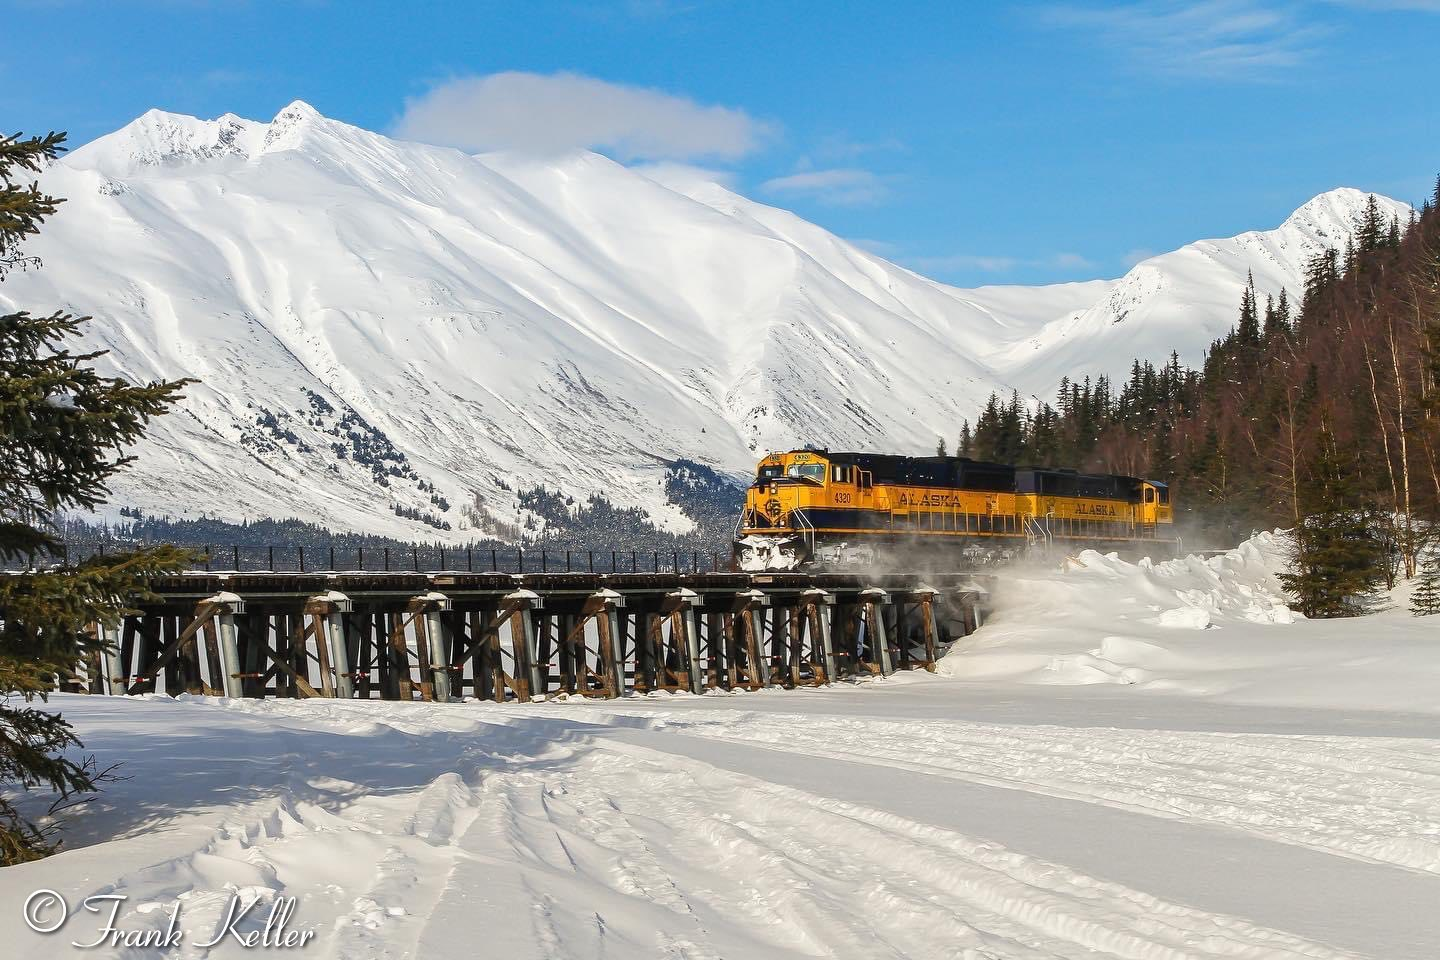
[787,463,826,483]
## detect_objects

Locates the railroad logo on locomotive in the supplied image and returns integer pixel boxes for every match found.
[896,492,962,508]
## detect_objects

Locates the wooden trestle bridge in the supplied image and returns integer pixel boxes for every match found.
[69,571,990,702]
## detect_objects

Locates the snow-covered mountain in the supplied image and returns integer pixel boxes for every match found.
[1,102,1409,538]
[985,189,1411,392]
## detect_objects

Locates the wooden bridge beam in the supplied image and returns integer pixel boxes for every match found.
[858,587,893,676]
[208,592,246,698]
[798,588,837,686]
[409,591,454,703]
[505,589,544,702]
[722,589,770,691]
[304,591,355,699]
[665,588,704,695]
[895,586,940,671]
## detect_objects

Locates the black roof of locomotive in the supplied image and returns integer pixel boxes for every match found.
[783,449,1145,497]
[790,450,1014,470]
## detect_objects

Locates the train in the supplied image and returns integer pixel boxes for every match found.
[733,448,1175,570]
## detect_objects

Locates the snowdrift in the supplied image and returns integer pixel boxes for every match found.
[939,532,1440,714]
[3,533,1438,957]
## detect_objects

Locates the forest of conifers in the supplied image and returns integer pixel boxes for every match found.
[958,184,1440,564]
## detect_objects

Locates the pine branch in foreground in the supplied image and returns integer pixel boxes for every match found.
[0,128,192,863]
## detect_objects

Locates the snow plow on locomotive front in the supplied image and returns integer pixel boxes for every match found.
[733,449,1175,572]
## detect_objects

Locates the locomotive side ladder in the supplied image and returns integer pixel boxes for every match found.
[1023,513,1053,551]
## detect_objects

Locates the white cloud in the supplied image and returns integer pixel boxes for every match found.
[1319,0,1440,9]
[395,71,771,161]
[809,134,907,161]
[1052,252,1095,269]
[633,161,739,191]
[848,237,902,257]
[1044,1,1325,78]
[912,253,1021,274]
[760,168,890,206]
[198,67,249,87]
[910,251,1095,276]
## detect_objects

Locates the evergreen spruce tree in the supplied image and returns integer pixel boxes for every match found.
[1151,422,1175,483]
[973,393,1003,461]
[1190,421,1227,510]
[1236,272,1260,348]
[935,436,947,457]
[1409,552,1440,616]
[0,130,191,863]
[1000,390,1025,463]
[1264,287,1292,345]
[1301,248,1339,325]
[1356,194,1385,253]
[1278,421,1383,618]
[1026,404,1049,464]
[1140,362,1158,416]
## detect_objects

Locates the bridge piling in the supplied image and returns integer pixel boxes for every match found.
[53,571,990,703]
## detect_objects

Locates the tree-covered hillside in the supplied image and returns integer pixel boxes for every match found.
[960,188,1440,574]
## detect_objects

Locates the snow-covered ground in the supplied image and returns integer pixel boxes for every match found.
[939,531,1440,716]
[4,534,1438,959]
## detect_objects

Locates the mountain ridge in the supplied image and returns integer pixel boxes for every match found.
[0,103,1410,539]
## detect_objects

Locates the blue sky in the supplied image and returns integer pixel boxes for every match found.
[5,0,1437,286]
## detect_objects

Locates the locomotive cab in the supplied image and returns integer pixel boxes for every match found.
[743,450,831,530]
[1140,480,1172,527]
[751,451,830,486]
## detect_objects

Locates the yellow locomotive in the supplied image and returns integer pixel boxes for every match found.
[735,449,1174,570]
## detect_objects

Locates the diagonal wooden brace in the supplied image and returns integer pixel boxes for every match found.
[579,589,627,699]
[662,588,704,695]
[897,585,940,670]
[859,587,894,676]
[727,589,770,690]
[799,588,837,685]
[128,595,243,696]
[307,591,355,698]
[505,589,544,701]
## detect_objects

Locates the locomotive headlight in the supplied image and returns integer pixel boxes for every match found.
[769,483,777,495]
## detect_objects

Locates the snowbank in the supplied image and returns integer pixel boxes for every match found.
[6,692,1439,959]
[938,531,1440,714]
[2,532,1438,957]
